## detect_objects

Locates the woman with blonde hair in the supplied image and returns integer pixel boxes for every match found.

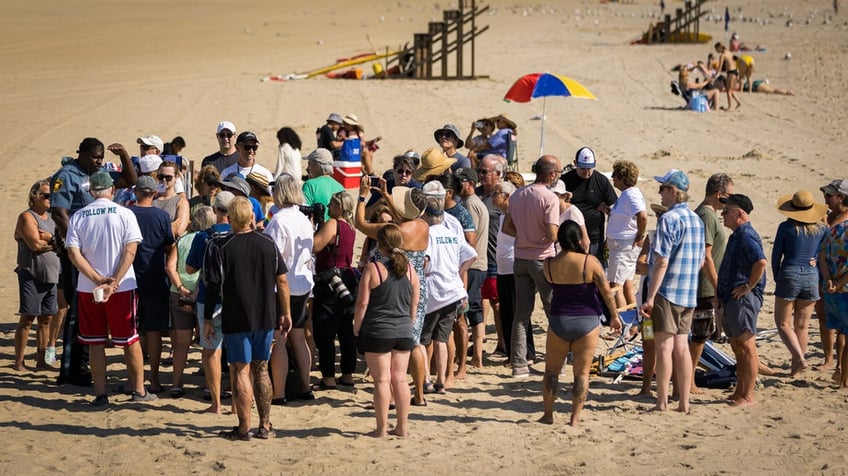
[313,191,358,389]
[155,160,190,237]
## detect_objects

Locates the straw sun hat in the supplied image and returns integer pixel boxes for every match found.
[776,190,828,224]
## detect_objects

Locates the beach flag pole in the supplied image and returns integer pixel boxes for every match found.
[539,96,547,156]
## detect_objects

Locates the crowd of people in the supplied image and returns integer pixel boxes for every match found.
[12,116,848,438]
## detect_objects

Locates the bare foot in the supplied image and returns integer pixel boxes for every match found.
[833,369,842,382]
[469,359,483,368]
[690,385,705,395]
[538,414,554,425]
[734,102,742,110]
[366,429,387,438]
[813,362,835,372]
[455,369,467,380]
[646,405,667,413]
[758,363,777,376]
[790,360,808,377]
[444,377,455,389]
[388,428,408,437]
[728,397,755,408]
[200,405,222,414]
[13,363,26,371]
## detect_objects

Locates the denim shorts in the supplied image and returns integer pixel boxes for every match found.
[774,265,820,301]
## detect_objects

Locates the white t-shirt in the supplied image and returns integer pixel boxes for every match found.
[221,161,274,184]
[559,204,586,227]
[424,221,476,313]
[65,198,143,293]
[274,143,303,180]
[496,214,515,275]
[263,206,315,296]
[607,187,646,240]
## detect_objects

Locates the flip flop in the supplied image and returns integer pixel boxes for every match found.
[219,427,251,441]
[410,397,427,407]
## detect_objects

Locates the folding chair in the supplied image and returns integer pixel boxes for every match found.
[669,80,691,106]
[606,304,639,356]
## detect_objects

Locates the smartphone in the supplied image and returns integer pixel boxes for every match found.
[474,120,483,128]
[370,176,381,187]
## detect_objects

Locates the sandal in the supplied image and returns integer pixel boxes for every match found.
[423,382,437,394]
[255,423,274,440]
[218,427,251,441]
[434,383,446,395]
[410,397,427,407]
[170,387,186,398]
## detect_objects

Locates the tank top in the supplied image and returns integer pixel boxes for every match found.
[547,254,604,316]
[153,194,180,221]
[16,210,61,283]
[360,260,414,340]
[315,219,355,272]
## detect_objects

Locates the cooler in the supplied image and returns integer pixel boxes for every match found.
[333,160,362,189]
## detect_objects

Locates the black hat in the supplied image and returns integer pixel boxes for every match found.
[720,194,754,214]
[236,131,259,144]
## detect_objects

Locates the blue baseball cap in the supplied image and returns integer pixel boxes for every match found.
[654,169,689,192]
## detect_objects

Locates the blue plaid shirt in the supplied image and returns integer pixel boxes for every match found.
[652,202,705,308]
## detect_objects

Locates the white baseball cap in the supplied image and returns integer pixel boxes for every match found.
[217,121,236,134]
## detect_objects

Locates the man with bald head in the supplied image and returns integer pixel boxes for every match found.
[502,155,562,376]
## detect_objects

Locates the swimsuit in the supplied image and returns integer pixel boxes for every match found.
[545,255,603,342]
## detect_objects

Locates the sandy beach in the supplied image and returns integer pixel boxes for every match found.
[1,0,847,474]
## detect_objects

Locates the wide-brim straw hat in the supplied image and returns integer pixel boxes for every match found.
[245,171,271,196]
[776,190,828,224]
[650,203,668,216]
[413,147,456,181]
[391,186,422,221]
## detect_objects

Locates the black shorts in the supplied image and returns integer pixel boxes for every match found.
[290,293,310,329]
[420,301,460,346]
[138,293,171,333]
[356,334,415,354]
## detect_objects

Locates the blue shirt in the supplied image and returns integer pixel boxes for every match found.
[717,221,767,301]
[652,202,705,308]
[129,206,175,297]
[449,152,471,172]
[478,128,511,158]
[444,203,476,233]
[186,223,231,303]
[771,220,827,277]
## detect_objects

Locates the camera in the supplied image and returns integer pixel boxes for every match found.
[298,203,326,231]
[474,120,484,129]
[370,176,381,188]
[325,270,355,305]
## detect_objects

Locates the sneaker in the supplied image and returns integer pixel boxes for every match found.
[132,390,158,402]
[512,366,530,377]
[91,394,109,408]
[45,347,57,366]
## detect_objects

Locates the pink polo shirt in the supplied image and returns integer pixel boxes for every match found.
[508,183,560,260]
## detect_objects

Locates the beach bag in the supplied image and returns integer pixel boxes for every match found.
[688,92,709,113]
[694,365,737,389]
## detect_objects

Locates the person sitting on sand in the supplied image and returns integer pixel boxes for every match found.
[715,42,742,110]
[539,220,621,426]
[679,65,719,110]
[353,224,419,437]
[771,190,828,376]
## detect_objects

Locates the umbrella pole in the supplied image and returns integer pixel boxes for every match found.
[539,97,546,157]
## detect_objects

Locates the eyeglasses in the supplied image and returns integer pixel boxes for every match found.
[157,174,175,181]
[552,169,563,175]
[721,207,740,215]
[241,144,259,152]
[395,169,413,176]
[477,169,495,176]
[38,193,51,199]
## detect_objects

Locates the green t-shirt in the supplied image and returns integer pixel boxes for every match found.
[302,175,345,221]
[695,204,727,298]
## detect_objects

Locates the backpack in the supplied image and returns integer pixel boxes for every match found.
[201,228,232,295]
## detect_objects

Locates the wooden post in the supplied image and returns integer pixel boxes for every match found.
[413,33,429,78]
[429,22,446,78]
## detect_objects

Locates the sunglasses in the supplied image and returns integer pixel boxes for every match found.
[38,192,51,199]
[157,174,175,181]
[217,132,233,139]
[241,144,259,152]
[204,179,219,187]
[140,144,155,151]
[395,169,413,176]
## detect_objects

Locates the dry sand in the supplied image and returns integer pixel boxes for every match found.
[1,0,847,474]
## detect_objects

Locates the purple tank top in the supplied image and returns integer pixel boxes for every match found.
[315,219,355,271]
[547,255,604,316]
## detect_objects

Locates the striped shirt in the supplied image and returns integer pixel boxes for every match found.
[652,202,705,308]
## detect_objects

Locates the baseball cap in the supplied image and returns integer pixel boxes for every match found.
[236,131,259,144]
[820,179,848,197]
[454,167,478,184]
[138,154,163,174]
[307,148,334,166]
[137,135,164,152]
[422,180,446,198]
[213,191,236,211]
[654,169,689,192]
[217,121,236,134]
[549,179,568,195]
[720,193,754,214]
[574,146,596,169]
[326,113,343,124]
[90,171,114,191]
[135,175,158,192]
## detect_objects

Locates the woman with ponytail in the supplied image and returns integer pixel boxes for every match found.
[353,224,420,438]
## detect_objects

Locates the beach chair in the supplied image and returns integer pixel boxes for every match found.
[505,131,518,172]
[605,304,639,356]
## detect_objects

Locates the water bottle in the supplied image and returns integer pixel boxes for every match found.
[643,317,654,341]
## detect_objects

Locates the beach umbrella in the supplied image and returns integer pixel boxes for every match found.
[504,72,597,156]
